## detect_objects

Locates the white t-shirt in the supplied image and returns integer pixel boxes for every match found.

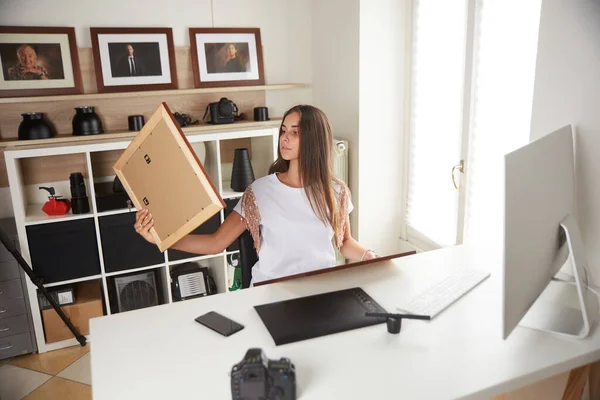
[233,173,353,284]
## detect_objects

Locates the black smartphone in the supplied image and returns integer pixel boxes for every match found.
[195,311,244,337]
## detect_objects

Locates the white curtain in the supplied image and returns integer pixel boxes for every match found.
[406,0,468,247]
[463,0,542,244]
[406,0,542,247]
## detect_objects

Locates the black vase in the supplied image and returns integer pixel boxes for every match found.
[127,115,145,131]
[72,106,104,136]
[253,107,269,121]
[231,148,255,192]
[18,113,55,140]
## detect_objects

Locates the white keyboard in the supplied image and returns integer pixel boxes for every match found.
[397,268,491,318]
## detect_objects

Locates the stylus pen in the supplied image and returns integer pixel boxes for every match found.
[365,312,431,320]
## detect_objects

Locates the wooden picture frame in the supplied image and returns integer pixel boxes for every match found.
[90,27,178,93]
[189,27,265,88]
[253,251,417,287]
[113,102,225,252]
[0,26,83,98]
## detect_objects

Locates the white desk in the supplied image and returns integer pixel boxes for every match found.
[90,244,600,399]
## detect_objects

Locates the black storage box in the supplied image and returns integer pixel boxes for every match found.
[26,219,101,284]
[99,213,164,273]
[94,181,131,213]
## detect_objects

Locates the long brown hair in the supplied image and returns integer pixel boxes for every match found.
[269,105,343,238]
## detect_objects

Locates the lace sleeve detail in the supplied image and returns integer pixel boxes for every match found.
[334,180,351,250]
[240,186,262,253]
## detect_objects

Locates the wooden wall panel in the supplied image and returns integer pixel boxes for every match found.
[90,150,123,179]
[21,153,87,186]
[87,140,257,177]
[0,150,7,187]
[175,46,195,90]
[220,138,252,164]
[0,90,265,141]
[79,47,98,93]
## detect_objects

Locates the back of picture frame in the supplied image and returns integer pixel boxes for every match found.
[113,102,225,252]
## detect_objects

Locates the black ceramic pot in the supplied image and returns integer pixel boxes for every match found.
[231,148,255,192]
[128,115,145,131]
[18,113,55,140]
[72,106,104,136]
[253,107,269,121]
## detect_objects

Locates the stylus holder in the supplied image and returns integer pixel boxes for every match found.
[387,317,402,334]
[365,312,431,334]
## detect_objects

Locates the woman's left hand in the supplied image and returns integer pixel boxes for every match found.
[362,250,379,261]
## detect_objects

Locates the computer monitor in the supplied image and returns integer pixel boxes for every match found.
[503,124,598,340]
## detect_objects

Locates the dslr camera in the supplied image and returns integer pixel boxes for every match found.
[204,97,238,124]
[231,348,296,400]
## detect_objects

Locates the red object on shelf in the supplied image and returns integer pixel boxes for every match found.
[41,198,71,216]
[39,186,71,216]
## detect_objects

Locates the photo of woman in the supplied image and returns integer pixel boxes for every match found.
[0,43,65,81]
[204,42,250,74]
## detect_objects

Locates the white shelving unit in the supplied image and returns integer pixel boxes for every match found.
[4,123,278,353]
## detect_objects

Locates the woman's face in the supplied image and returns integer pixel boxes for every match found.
[280,112,300,161]
[19,47,37,68]
[227,44,237,57]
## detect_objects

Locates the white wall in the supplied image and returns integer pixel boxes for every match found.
[530,0,600,284]
[210,0,313,118]
[358,0,408,255]
[0,0,312,218]
[311,0,408,254]
[311,0,361,234]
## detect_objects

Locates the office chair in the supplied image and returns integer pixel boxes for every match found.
[238,230,258,288]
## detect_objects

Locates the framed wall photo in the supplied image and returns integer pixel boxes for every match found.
[0,26,83,98]
[189,28,265,88]
[90,27,178,93]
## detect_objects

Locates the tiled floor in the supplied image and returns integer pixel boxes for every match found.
[0,344,91,400]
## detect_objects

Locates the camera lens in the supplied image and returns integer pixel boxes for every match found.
[70,172,86,196]
[219,99,233,116]
[69,172,90,214]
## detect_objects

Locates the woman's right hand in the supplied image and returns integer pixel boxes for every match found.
[134,209,155,244]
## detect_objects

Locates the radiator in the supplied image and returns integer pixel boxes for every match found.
[332,139,349,265]
[332,139,349,184]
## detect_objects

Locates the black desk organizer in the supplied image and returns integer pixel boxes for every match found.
[254,287,388,346]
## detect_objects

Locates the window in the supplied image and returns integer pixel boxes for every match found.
[405,0,542,249]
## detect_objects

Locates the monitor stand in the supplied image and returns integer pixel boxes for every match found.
[518,214,599,339]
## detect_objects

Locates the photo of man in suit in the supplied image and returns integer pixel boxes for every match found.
[112,44,145,77]
[107,41,162,79]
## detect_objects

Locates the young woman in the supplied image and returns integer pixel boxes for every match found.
[134,105,378,285]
